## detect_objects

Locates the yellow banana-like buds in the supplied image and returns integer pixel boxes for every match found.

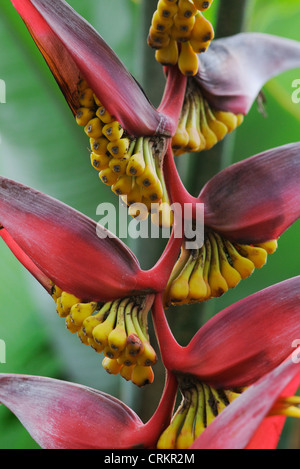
[164,231,278,307]
[157,376,242,449]
[172,86,244,155]
[269,396,300,419]
[75,80,172,226]
[149,1,215,76]
[52,287,157,387]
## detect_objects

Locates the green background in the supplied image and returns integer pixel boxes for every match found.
[0,0,299,449]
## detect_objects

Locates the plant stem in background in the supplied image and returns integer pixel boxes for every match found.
[141,0,165,107]
[215,0,252,38]
[183,0,253,196]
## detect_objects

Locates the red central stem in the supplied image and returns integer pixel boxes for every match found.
[164,142,199,209]
[136,147,200,294]
[138,370,178,447]
[157,66,187,136]
[135,67,200,293]
[152,293,185,369]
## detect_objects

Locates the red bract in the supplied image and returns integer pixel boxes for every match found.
[165,141,300,244]
[0,176,181,301]
[0,372,177,449]
[0,228,52,293]
[195,33,300,115]
[192,353,300,449]
[200,142,300,243]
[151,278,300,448]
[153,277,300,388]
[10,0,186,137]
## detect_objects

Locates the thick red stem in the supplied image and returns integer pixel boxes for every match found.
[157,66,188,136]
[138,370,178,447]
[152,293,185,370]
[164,143,199,209]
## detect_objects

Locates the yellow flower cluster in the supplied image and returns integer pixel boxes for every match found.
[158,376,243,449]
[164,233,278,306]
[148,0,215,75]
[172,87,244,155]
[75,80,171,225]
[52,287,157,387]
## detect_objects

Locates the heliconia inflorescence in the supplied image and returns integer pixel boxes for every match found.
[0,0,300,450]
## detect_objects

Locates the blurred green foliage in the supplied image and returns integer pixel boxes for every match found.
[0,0,299,449]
